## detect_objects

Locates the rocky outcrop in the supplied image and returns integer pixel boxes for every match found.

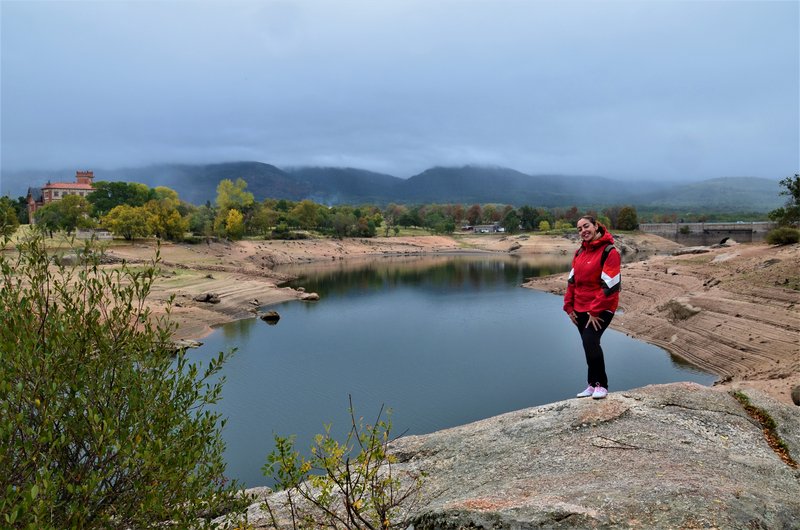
[229,383,800,529]
[396,383,800,529]
[299,292,320,301]
[259,310,280,323]
[172,338,203,350]
[193,292,221,304]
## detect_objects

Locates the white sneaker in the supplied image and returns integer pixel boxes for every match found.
[576,385,595,398]
[592,386,608,399]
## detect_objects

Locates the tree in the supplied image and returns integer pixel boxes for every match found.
[554,219,573,231]
[0,196,20,236]
[562,206,581,225]
[14,196,30,224]
[355,215,378,237]
[216,178,254,212]
[0,232,245,528]
[87,181,153,217]
[518,206,537,231]
[248,204,279,236]
[538,220,551,231]
[450,204,465,225]
[332,211,357,238]
[616,206,639,231]
[34,195,94,235]
[481,204,499,224]
[188,203,217,239]
[225,208,245,240]
[102,204,151,240]
[33,203,62,237]
[602,206,621,229]
[501,209,521,234]
[144,199,189,241]
[291,200,321,231]
[768,173,800,226]
[397,207,422,228]
[383,204,406,236]
[422,209,453,234]
[465,204,482,226]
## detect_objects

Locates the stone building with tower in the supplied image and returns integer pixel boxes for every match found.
[27,170,96,223]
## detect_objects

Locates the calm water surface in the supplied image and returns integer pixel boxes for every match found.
[191,254,715,487]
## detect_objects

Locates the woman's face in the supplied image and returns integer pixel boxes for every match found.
[576,218,598,242]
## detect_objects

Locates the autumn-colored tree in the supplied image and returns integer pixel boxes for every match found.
[216,178,254,212]
[225,209,245,240]
[144,199,188,241]
[481,204,499,224]
[102,205,151,240]
[465,204,482,226]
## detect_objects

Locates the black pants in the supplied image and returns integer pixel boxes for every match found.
[574,311,614,389]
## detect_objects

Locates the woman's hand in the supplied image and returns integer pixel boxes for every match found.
[569,311,578,325]
[586,314,604,331]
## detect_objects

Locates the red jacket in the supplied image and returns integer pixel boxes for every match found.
[563,229,621,317]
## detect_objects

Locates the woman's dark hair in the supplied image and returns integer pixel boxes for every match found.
[578,215,605,234]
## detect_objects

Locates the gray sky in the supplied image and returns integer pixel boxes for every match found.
[1,0,798,182]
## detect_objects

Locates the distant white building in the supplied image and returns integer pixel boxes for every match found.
[472,224,502,233]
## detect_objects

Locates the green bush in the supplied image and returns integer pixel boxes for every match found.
[263,401,423,529]
[0,231,244,529]
[0,196,20,236]
[269,223,309,240]
[765,226,800,245]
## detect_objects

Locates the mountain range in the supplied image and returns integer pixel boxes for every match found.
[1,162,784,212]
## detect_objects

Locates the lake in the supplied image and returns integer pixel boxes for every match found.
[190,253,715,487]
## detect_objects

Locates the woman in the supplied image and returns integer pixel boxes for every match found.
[564,215,621,399]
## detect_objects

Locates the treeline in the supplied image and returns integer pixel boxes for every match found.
[0,178,644,240]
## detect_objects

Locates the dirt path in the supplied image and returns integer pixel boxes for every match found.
[105,234,799,405]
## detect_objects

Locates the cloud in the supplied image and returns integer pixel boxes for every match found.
[1,0,797,182]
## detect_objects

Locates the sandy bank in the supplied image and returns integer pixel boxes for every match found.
[105,236,465,340]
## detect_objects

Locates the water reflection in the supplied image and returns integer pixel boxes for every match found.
[277,254,572,297]
[222,317,256,341]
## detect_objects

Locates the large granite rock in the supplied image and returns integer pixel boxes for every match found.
[226,383,800,529]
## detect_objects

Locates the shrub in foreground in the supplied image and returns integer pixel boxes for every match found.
[765,226,800,245]
[263,400,423,529]
[0,232,244,529]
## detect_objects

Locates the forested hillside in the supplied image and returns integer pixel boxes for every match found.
[2,162,783,212]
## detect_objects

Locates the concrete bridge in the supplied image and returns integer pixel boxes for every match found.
[638,222,775,245]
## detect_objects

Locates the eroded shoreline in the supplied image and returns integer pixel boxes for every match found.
[105,233,799,405]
